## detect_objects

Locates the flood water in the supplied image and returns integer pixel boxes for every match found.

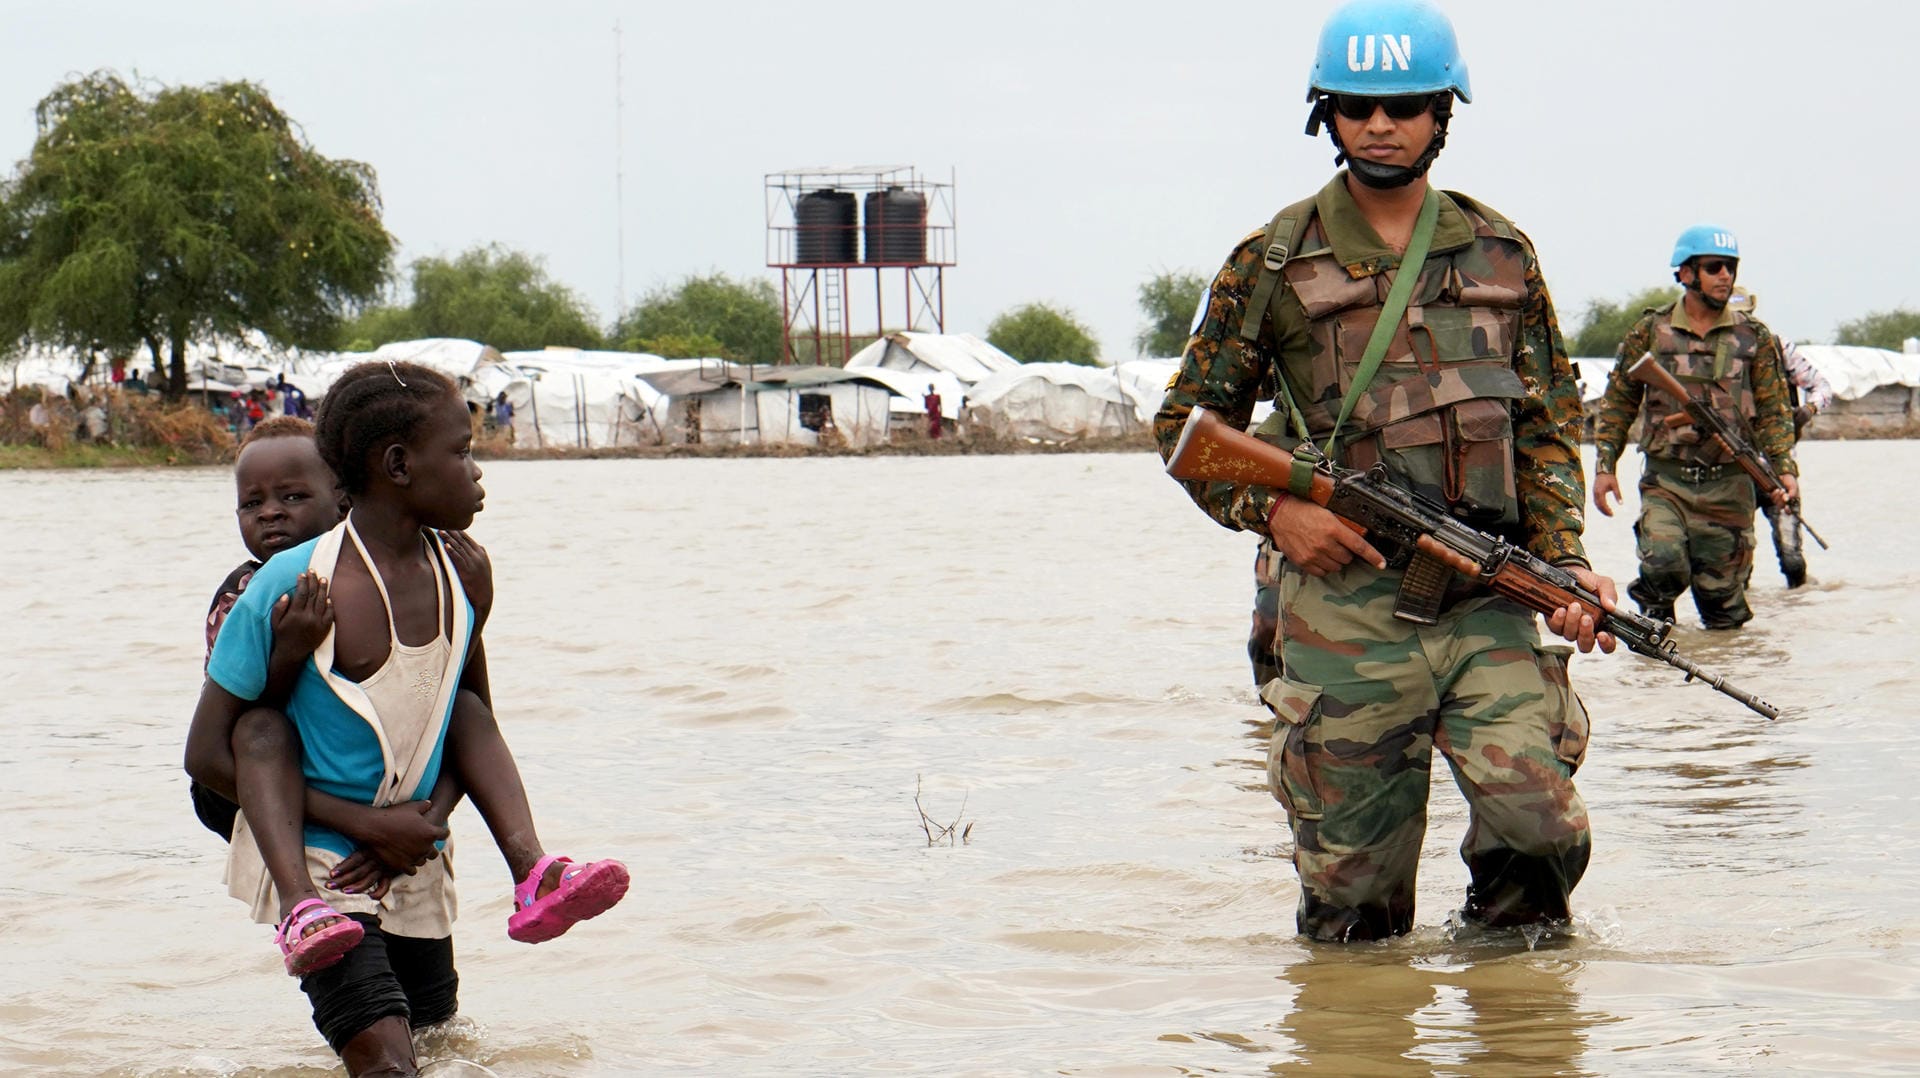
[3,443,1917,1076]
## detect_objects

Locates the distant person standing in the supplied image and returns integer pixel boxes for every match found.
[493,391,515,444]
[1591,225,1798,628]
[1767,339,1833,582]
[923,385,943,440]
[279,376,309,419]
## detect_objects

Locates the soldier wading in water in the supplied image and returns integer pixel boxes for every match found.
[1156,0,1615,942]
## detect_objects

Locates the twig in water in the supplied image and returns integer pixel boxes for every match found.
[915,774,973,847]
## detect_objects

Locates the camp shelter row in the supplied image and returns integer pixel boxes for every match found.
[9,333,1182,447]
[26,332,1913,445]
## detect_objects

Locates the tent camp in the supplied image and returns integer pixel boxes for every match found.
[1114,359,1180,424]
[634,361,900,448]
[845,332,1020,385]
[963,362,1145,443]
[1792,345,1920,430]
[498,348,691,448]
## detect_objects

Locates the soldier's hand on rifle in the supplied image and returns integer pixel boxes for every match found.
[1592,473,1621,517]
[1773,473,1799,509]
[1546,567,1619,654]
[1266,496,1388,577]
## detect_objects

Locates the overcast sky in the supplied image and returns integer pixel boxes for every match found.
[4,0,1915,360]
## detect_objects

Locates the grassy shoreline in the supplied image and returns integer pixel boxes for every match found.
[0,431,1163,470]
[4,420,1913,471]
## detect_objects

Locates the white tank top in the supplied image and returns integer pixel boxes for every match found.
[344,518,452,754]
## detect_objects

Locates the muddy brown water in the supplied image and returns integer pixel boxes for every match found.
[3,443,1914,1076]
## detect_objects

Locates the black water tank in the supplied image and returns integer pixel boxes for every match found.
[862,187,928,265]
[795,189,857,265]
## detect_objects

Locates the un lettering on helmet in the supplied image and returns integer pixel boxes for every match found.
[1347,34,1414,72]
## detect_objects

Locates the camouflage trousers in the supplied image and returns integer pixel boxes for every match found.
[1627,467,1758,629]
[1249,541,1283,687]
[1261,563,1592,942]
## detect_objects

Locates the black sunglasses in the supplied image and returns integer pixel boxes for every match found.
[1695,258,1738,277]
[1329,93,1436,122]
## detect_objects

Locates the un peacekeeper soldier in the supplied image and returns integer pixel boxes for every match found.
[1591,227,1799,627]
[1155,0,1615,942]
[1731,290,1830,587]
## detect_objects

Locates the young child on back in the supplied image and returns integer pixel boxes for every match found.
[187,365,628,1076]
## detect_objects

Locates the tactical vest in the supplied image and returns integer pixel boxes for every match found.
[1637,304,1762,466]
[1249,192,1530,530]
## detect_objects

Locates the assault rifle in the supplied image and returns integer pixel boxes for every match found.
[1166,407,1781,719]
[1627,352,1828,550]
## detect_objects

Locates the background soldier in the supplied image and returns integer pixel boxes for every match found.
[1591,226,1799,627]
[1156,0,1612,943]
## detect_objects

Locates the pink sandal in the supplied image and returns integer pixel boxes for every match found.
[275,897,364,976]
[507,854,630,943]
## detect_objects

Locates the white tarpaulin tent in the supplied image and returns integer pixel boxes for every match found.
[963,362,1143,442]
[636,362,900,448]
[498,348,694,448]
[845,332,1020,386]
[831,364,965,422]
[1793,345,1920,401]
[1115,359,1180,424]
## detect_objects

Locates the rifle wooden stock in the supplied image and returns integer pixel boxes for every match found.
[1169,409,1594,618]
[1625,350,1693,406]
[1166,406,1336,502]
[1627,352,1780,492]
[1164,406,1782,719]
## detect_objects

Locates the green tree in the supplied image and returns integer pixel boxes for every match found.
[337,304,420,352]
[987,302,1099,366]
[339,245,602,352]
[1134,270,1207,358]
[613,273,782,364]
[1568,286,1680,357]
[410,245,599,351]
[1835,307,1920,350]
[0,72,394,394]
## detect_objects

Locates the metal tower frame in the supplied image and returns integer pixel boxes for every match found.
[765,165,956,365]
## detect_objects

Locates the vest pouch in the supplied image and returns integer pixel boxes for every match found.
[1348,413,1443,515]
[1447,397,1517,524]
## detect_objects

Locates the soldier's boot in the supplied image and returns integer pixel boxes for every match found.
[1626,578,1677,625]
[1694,587,1754,631]
[1460,842,1591,929]
[1297,890,1415,942]
[1767,503,1808,588]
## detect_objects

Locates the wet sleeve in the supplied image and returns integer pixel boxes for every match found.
[206,574,279,702]
[1785,344,1835,410]
[1748,327,1799,476]
[1509,249,1589,566]
[1152,233,1283,534]
[1592,315,1654,475]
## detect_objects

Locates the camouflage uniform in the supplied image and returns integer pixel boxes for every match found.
[1156,174,1594,941]
[1591,303,1797,628]
[1249,542,1283,686]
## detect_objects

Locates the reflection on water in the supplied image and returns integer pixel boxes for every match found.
[1268,940,1599,1077]
[5,444,1920,1076]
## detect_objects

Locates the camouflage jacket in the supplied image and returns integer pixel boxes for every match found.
[1153,174,1590,567]
[1591,303,1798,477]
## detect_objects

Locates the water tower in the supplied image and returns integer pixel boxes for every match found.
[765,165,956,365]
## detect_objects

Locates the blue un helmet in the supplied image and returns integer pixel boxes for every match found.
[1670,224,1739,267]
[1304,0,1472,189]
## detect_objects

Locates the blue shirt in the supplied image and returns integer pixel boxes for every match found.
[207,536,466,857]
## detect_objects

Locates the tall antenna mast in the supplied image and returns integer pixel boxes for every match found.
[613,20,628,325]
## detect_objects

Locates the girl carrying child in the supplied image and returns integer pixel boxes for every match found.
[187,362,627,1076]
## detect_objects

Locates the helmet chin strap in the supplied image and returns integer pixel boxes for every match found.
[1686,282,1729,312]
[1312,96,1452,190]
[1676,264,1732,312]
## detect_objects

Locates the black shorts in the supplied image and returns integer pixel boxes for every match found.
[299,914,459,1055]
[190,779,238,842]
